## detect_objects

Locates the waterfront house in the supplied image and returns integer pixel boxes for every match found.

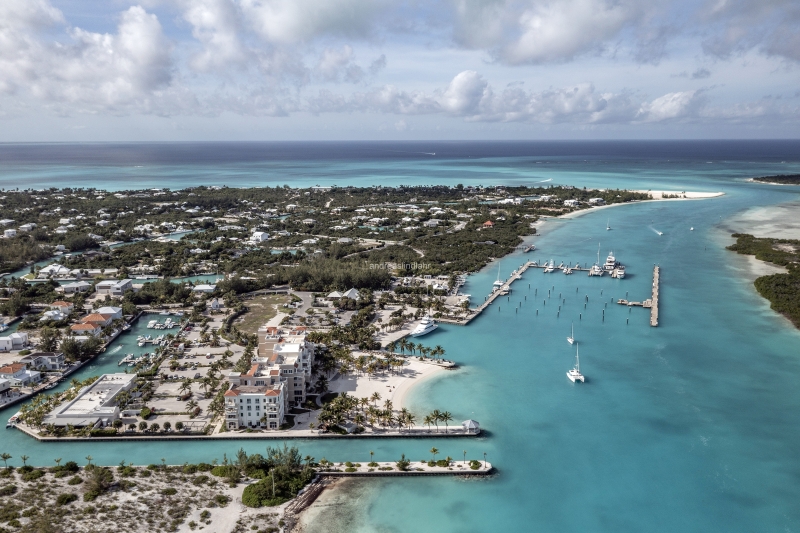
[81,313,114,327]
[563,199,580,207]
[0,379,10,398]
[70,323,102,336]
[95,279,132,296]
[588,198,606,205]
[18,223,36,232]
[19,352,66,371]
[0,363,41,387]
[39,310,68,322]
[96,306,123,320]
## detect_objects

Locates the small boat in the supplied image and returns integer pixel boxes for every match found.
[7,412,21,428]
[410,315,438,337]
[567,323,575,345]
[492,262,504,291]
[147,320,157,329]
[567,345,585,383]
[690,227,694,231]
[44,383,58,390]
[543,260,555,273]
[607,219,611,231]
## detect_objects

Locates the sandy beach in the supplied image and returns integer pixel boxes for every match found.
[556,190,725,221]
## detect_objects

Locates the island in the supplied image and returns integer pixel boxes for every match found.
[750,174,800,185]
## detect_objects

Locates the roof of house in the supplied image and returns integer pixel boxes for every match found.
[0,363,25,374]
[81,313,112,323]
[51,301,73,308]
[482,220,494,226]
[246,364,259,377]
[71,323,99,331]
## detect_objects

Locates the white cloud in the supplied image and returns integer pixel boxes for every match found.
[315,45,364,83]
[637,90,704,122]
[240,0,385,44]
[0,2,174,113]
[182,0,247,71]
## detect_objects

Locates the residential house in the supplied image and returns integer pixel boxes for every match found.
[62,281,92,294]
[39,310,68,322]
[95,279,132,296]
[3,229,17,238]
[0,363,41,387]
[19,352,66,371]
[482,220,495,228]
[50,301,75,314]
[81,313,114,327]
[0,332,28,352]
[70,323,102,336]
[588,198,606,205]
[251,231,269,242]
[0,379,10,399]
[563,199,580,207]
[192,284,216,293]
[223,381,286,430]
[97,306,123,320]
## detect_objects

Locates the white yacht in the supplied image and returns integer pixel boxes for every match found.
[603,251,618,273]
[543,260,555,273]
[588,245,604,276]
[147,320,157,329]
[567,345,585,383]
[410,315,438,337]
[611,265,626,279]
[567,323,575,345]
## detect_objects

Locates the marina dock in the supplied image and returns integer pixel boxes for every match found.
[651,266,660,326]
[616,265,659,326]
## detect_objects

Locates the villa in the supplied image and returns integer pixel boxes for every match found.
[0,332,29,352]
[223,381,286,430]
[19,352,66,371]
[95,279,132,296]
[0,363,41,387]
[62,281,92,294]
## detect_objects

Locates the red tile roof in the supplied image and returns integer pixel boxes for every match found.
[246,364,259,377]
[0,363,25,374]
[224,389,240,397]
[265,389,281,397]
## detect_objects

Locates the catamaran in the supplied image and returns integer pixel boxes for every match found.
[567,323,575,345]
[567,344,585,383]
[492,262,504,291]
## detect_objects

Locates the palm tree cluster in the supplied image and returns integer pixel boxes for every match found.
[18,376,101,430]
[316,392,418,432]
[422,409,454,433]
[387,339,447,362]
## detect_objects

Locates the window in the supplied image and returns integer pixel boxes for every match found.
[268,414,277,419]
[246,399,251,404]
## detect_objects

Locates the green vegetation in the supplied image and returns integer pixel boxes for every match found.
[240,445,315,508]
[751,174,800,185]
[728,233,800,327]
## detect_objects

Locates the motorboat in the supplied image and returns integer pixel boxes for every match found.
[7,412,21,428]
[567,345,585,383]
[611,265,626,279]
[410,315,438,337]
[603,251,618,273]
[543,260,555,273]
[147,320,157,329]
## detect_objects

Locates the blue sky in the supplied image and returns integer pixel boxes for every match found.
[0,0,798,141]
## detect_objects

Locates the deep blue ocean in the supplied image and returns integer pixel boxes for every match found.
[2,141,800,533]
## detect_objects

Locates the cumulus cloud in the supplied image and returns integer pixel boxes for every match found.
[181,0,247,71]
[239,0,386,44]
[0,2,174,113]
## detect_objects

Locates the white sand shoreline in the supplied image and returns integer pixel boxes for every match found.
[556,190,724,221]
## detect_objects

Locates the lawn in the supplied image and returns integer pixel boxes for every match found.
[234,294,291,335]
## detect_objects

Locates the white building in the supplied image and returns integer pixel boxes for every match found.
[19,352,66,371]
[563,199,580,207]
[251,231,269,242]
[63,281,92,294]
[95,279,132,296]
[44,373,136,427]
[0,379,10,399]
[18,223,36,232]
[224,381,286,430]
[3,229,17,238]
[0,332,28,352]
[588,198,606,205]
[192,284,216,293]
[97,306,123,320]
[0,363,41,387]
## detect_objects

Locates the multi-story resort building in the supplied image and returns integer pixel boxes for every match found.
[223,327,315,430]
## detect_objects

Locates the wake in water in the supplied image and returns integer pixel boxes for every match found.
[108,346,122,354]
[649,226,664,236]
[537,178,552,183]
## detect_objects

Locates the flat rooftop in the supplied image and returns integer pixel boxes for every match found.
[58,374,135,416]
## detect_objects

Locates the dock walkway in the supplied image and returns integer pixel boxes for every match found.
[651,266,660,326]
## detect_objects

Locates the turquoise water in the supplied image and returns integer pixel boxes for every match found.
[1,143,800,532]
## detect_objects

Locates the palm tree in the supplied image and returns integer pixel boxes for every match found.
[430,447,439,463]
[20,455,29,467]
[54,458,62,468]
[359,397,369,412]
[433,345,445,362]
[430,409,442,432]
[0,453,10,470]
[370,392,381,406]
[85,455,93,467]
[441,411,453,433]
[383,399,393,413]
[405,412,416,430]
[370,450,374,463]
[423,415,433,432]
[387,341,396,354]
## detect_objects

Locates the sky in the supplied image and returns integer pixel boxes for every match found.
[0,0,798,141]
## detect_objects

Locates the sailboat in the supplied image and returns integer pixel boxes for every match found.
[567,344,585,383]
[567,323,575,345]
[606,218,611,231]
[492,262,504,291]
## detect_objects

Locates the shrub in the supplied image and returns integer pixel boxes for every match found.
[210,465,239,478]
[162,488,178,496]
[68,476,83,485]
[345,467,357,472]
[214,495,230,507]
[56,493,78,506]
[436,459,449,468]
[139,469,152,478]
[182,464,198,475]
[0,485,17,496]
[196,463,213,472]
[192,475,209,486]
[344,462,353,467]
[469,460,481,470]
[140,407,152,419]
[21,469,44,482]
[368,461,378,467]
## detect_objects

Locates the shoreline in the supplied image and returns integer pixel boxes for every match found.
[556,190,725,221]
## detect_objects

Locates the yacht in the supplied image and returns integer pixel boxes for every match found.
[567,345,585,383]
[567,323,575,345]
[543,260,555,273]
[611,265,626,279]
[410,315,438,337]
[563,267,573,275]
[147,320,157,329]
[588,245,604,276]
[603,251,618,273]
